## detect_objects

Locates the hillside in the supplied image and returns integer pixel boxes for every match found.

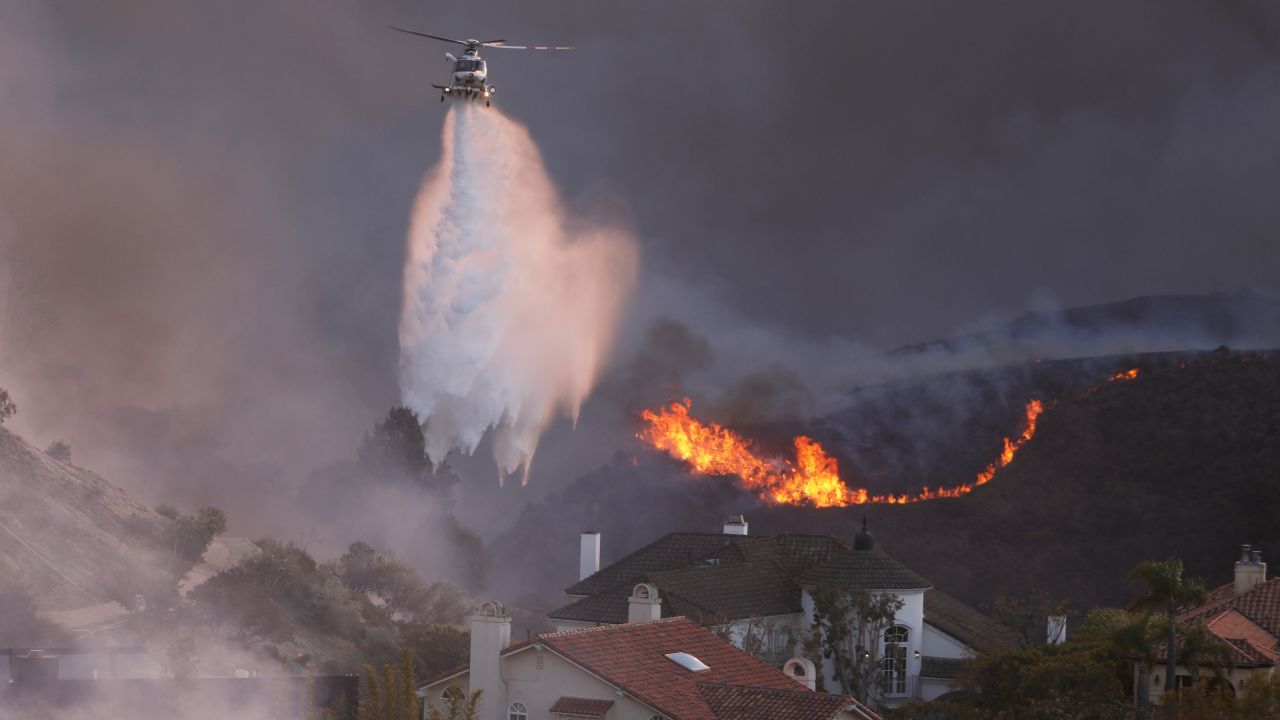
[892,292,1280,357]
[491,349,1280,616]
[0,426,170,610]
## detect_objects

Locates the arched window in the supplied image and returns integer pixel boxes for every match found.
[441,686,464,701]
[508,702,528,720]
[880,625,909,696]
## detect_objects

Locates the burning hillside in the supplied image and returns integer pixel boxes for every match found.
[638,369,1139,507]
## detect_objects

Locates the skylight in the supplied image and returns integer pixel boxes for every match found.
[664,652,710,672]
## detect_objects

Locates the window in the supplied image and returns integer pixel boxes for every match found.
[508,702,527,720]
[456,58,485,72]
[441,686,464,701]
[880,625,909,696]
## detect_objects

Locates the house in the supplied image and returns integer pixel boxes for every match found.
[1140,545,1278,704]
[417,604,881,720]
[548,517,1013,705]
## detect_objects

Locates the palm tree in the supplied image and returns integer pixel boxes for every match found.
[1177,620,1235,696]
[1111,612,1160,710]
[1129,559,1207,700]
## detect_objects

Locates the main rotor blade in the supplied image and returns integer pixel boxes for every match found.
[480,39,507,45]
[388,27,468,46]
[486,44,575,51]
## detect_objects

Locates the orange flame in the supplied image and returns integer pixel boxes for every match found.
[638,397,1047,507]
[1111,368,1139,382]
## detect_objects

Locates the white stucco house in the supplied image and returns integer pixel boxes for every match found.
[548,517,1014,706]
[417,605,881,720]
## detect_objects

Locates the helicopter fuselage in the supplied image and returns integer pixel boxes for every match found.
[435,50,496,104]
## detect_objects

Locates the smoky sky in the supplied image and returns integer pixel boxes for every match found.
[1,1,1279,543]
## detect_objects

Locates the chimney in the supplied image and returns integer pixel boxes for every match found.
[628,582,662,623]
[470,601,512,720]
[579,531,601,581]
[783,657,817,691]
[723,515,748,536]
[1047,615,1067,645]
[1234,544,1267,596]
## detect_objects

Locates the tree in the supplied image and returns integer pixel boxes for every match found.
[44,440,71,463]
[808,584,903,703]
[359,647,422,720]
[358,407,458,494]
[1108,611,1162,710]
[427,686,481,720]
[166,506,228,564]
[0,389,14,424]
[989,591,1070,650]
[1175,619,1234,697]
[336,541,468,625]
[1128,558,1206,698]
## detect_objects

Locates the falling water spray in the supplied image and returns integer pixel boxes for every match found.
[399,105,637,482]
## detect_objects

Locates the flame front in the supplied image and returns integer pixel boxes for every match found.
[638,397,1047,507]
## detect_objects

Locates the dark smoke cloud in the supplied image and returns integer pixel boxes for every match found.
[2,0,1279,588]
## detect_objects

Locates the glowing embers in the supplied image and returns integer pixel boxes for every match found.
[639,367,1147,506]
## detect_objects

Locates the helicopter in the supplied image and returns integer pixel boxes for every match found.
[390,27,573,107]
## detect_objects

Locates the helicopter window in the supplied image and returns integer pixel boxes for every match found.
[456,59,484,72]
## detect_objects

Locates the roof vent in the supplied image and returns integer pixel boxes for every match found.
[664,652,710,672]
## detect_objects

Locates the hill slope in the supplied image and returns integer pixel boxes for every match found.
[491,349,1280,614]
[0,427,169,610]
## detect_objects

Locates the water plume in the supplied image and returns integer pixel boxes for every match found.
[399,104,637,481]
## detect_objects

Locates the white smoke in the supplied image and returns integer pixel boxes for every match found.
[399,105,637,481]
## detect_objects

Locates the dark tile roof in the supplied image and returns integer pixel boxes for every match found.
[696,682,874,720]
[923,589,1017,655]
[553,532,936,626]
[535,617,850,720]
[919,656,969,679]
[566,533,758,596]
[792,548,931,591]
[548,696,615,717]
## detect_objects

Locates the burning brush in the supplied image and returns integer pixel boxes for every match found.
[637,368,1139,508]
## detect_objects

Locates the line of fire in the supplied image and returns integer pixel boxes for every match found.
[637,368,1141,508]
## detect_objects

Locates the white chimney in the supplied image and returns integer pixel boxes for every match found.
[723,515,748,536]
[1235,545,1267,596]
[1047,615,1067,645]
[579,531,601,581]
[470,600,511,720]
[628,582,662,623]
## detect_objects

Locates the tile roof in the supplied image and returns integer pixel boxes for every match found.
[1181,578,1280,639]
[696,682,871,720]
[552,532,939,626]
[534,617,852,720]
[566,533,758,596]
[923,589,1017,655]
[548,696,615,717]
[793,548,930,590]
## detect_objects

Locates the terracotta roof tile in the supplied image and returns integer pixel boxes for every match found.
[536,617,849,720]
[548,696,615,717]
[697,682,874,720]
[1179,578,1280,645]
